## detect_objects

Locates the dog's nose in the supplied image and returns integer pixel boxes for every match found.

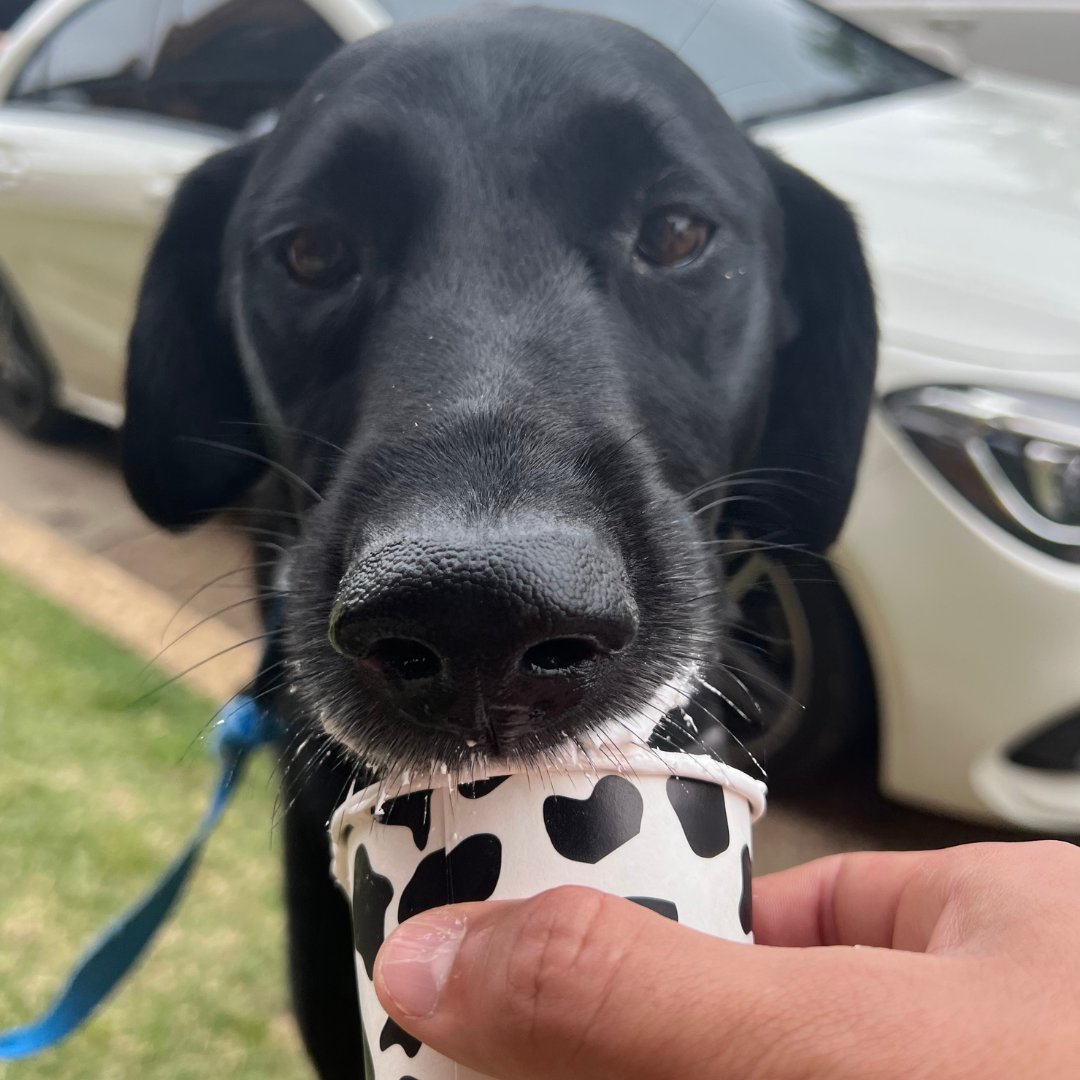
[328,528,637,736]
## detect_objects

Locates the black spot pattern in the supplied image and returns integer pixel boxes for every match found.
[457,775,510,798]
[626,896,679,921]
[378,790,433,851]
[543,775,643,863]
[398,833,503,923]
[739,844,753,935]
[380,1017,421,1058]
[352,844,394,979]
[666,776,730,858]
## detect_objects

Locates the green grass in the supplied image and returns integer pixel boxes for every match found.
[0,567,311,1079]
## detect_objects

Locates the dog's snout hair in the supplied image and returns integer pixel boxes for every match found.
[286,390,713,767]
[121,7,877,1073]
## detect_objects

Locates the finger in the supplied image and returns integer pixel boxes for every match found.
[752,849,950,951]
[372,886,936,1080]
[753,842,1080,954]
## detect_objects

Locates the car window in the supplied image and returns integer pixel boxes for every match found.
[0,0,37,33]
[9,0,160,112]
[145,0,343,132]
[678,0,947,123]
[375,0,713,50]
[374,0,949,123]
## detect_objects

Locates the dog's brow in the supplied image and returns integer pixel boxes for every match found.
[532,94,738,216]
[258,110,429,212]
[565,94,670,144]
[537,96,665,179]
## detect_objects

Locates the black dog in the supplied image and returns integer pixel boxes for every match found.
[122,7,876,1077]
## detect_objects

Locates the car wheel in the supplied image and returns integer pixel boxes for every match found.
[716,545,876,786]
[0,295,68,438]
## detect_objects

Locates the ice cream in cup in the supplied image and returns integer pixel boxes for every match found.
[329,682,767,1080]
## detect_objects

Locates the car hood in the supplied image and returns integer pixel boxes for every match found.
[758,74,1080,387]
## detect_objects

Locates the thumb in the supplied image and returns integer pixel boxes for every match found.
[374,886,823,1080]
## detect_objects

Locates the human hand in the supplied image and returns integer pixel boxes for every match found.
[373,841,1080,1079]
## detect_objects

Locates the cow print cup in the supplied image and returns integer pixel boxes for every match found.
[330,743,766,1080]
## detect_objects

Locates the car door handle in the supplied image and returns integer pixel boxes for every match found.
[144,174,178,208]
[924,13,978,35]
[0,148,25,191]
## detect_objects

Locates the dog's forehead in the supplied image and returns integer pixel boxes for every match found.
[315,7,704,112]
[260,7,749,183]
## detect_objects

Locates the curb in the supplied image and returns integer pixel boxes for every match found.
[0,502,259,702]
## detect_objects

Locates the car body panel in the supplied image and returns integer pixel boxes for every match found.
[838,384,1080,827]
[758,74,1080,379]
[760,77,1080,828]
[825,1,1080,90]
[0,106,227,407]
[0,0,386,419]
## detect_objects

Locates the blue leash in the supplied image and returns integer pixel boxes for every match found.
[0,693,279,1060]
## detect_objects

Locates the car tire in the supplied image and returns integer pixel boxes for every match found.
[717,545,877,787]
[0,293,70,439]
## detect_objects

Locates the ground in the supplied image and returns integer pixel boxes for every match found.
[0,565,310,1079]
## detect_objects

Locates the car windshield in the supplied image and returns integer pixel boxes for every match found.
[371,0,950,123]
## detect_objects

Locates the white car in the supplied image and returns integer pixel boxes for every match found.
[824,1,1080,88]
[1,0,1078,831]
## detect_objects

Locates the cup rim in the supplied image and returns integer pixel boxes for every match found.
[331,744,768,834]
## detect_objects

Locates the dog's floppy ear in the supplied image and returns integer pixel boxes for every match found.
[741,150,878,552]
[123,140,265,529]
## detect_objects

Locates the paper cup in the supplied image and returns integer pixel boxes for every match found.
[330,746,766,1080]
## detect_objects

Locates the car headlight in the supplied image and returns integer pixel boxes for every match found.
[884,386,1080,561]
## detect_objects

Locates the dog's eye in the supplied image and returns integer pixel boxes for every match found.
[636,209,714,268]
[283,228,355,287]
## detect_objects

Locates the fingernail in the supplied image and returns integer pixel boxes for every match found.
[378,912,467,1018]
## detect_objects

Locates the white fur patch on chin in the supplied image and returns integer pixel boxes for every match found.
[317,665,701,778]
[552,663,700,767]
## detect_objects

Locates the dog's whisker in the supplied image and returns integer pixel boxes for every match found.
[221,419,348,458]
[569,733,598,782]
[714,662,804,711]
[691,492,782,519]
[94,522,192,557]
[179,435,324,505]
[177,663,290,763]
[248,539,291,557]
[161,561,282,641]
[127,630,281,707]
[154,593,286,663]
[686,477,808,507]
[216,504,304,521]
[700,668,762,715]
[720,635,775,662]
[685,588,727,604]
[681,465,828,502]
[678,680,767,779]
[691,674,763,726]
[238,524,302,543]
[595,424,649,470]
[635,695,728,765]
[700,536,809,555]
[599,719,657,781]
